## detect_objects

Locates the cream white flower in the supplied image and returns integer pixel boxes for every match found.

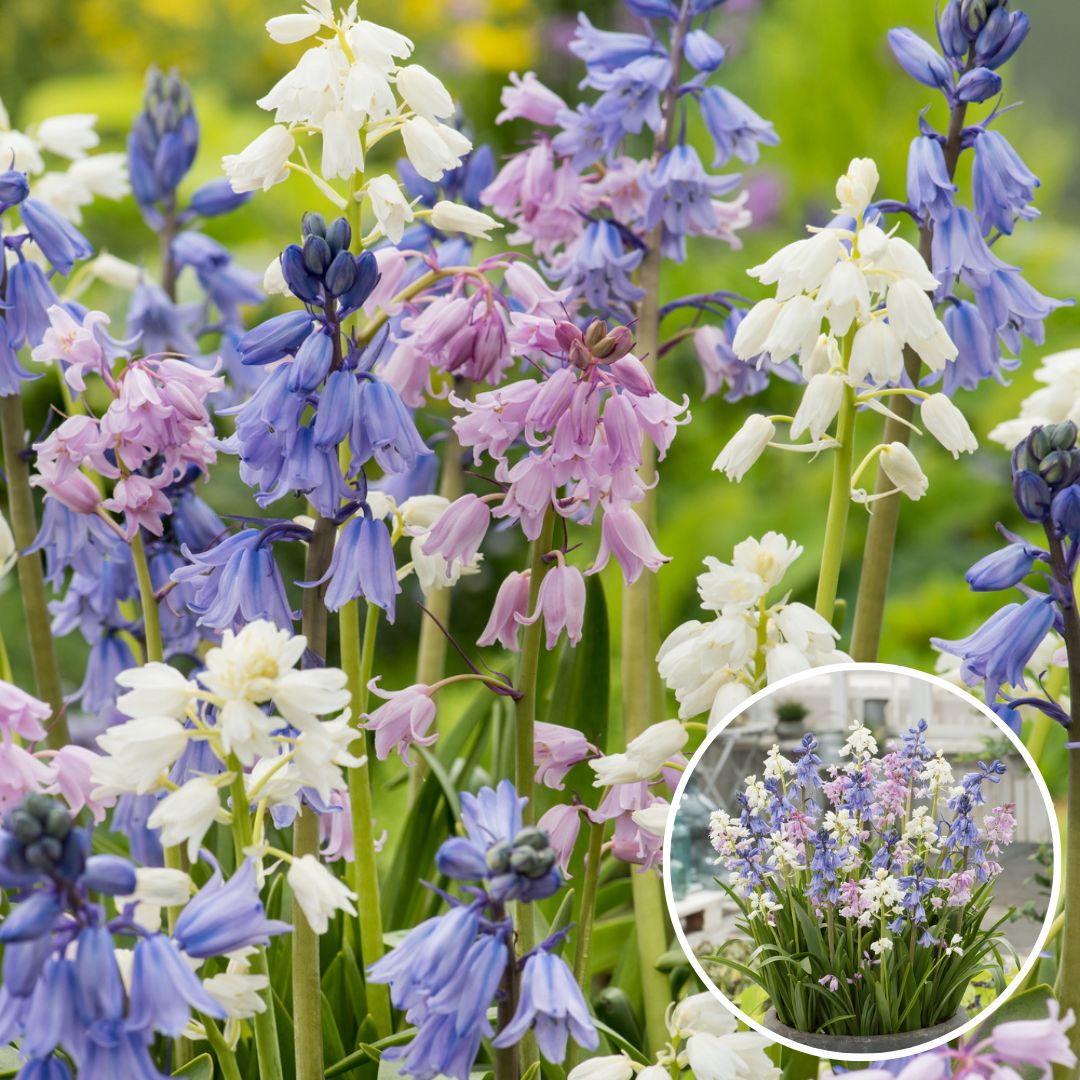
[921,393,978,457]
[292,713,364,802]
[430,201,500,240]
[848,318,904,385]
[835,156,879,219]
[147,777,225,861]
[93,716,191,795]
[401,116,469,182]
[760,294,822,361]
[989,349,1080,447]
[88,252,141,290]
[34,114,99,159]
[0,510,15,580]
[395,65,454,121]
[288,854,357,934]
[566,1056,635,1080]
[713,415,775,481]
[683,1031,781,1080]
[116,662,198,719]
[117,866,194,931]
[749,230,843,302]
[879,442,929,500]
[320,109,364,180]
[707,681,752,731]
[730,298,781,358]
[791,372,845,441]
[366,174,414,245]
[631,802,671,837]
[263,254,290,296]
[589,720,687,786]
[223,125,295,193]
[265,12,323,44]
[398,494,448,529]
[203,969,270,1019]
[668,992,737,1039]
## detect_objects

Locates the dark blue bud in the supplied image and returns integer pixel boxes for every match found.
[280,244,322,304]
[324,249,357,297]
[1044,421,1076,453]
[965,543,1037,591]
[955,66,1002,103]
[974,6,1010,60]
[0,168,29,209]
[288,329,335,392]
[302,234,332,276]
[19,198,93,277]
[238,309,314,366]
[127,124,160,207]
[301,211,327,238]
[1052,487,1080,545]
[938,2,969,60]
[153,130,189,196]
[887,28,953,89]
[436,836,490,880]
[337,251,380,316]
[979,9,1029,69]
[1038,449,1080,488]
[313,369,357,449]
[189,177,252,217]
[0,891,61,943]
[683,29,725,73]
[325,216,352,256]
[82,854,138,896]
[622,0,677,15]
[1013,469,1052,522]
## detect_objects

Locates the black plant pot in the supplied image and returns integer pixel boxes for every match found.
[762,1007,968,1054]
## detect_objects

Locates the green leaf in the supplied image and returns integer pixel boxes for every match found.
[0,1047,21,1079]
[520,1065,542,1080]
[172,1054,214,1079]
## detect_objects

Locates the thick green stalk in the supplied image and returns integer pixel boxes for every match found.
[814,384,857,624]
[565,820,605,1073]
[202,1018,244,1080]
[0,393,67,745]
[342,598,393,1038]
[293,515,338,1080]
[850,93,968,660]
[130,528,164,663]
[409,422,466,800]
[228,771,284,1080]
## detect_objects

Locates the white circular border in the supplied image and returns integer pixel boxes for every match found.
[661,661,1064,1063]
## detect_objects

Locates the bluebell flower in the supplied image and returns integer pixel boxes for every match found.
[937,0,969,60]
[906,135,955,222]
[0,314,39,395]
[127,933,227,1036]
[0,166,29,211]
[237,310,315,367]
[287,329,335,393]
[935,298,1012,393]
[126,279,201,356]
[931,205,1014,295]
[350,375,431,476]
[624,0,678,17]
[28,499,117,586]
[965,541,1040,591]
[170,488,226,554]
[568,14,663,70]
[128,65,199,213]
[972,267,1070,354]
[581,56,671,147]
[172,525,298,631]
[313,511,401,617]
[931,594,1055,695]
[171,230,262,320]
[551,105,615,170]
[425,932,509,1038]
[187,176,252,217]
[439,780,562,903]
[78,632,137,713]
[972,129,1039,237]
[699,87,780,167]
[111,794,163,867]
[18,199,93,277]
[960,759,1006,804]
[6,261,60,349]
[975,8,1030,69]
[173,858,290,958]
[256,425,348,517]
[795,733,823,791]
[546,220,645,317]
[642,143,743,261]
[955,66,1002,103]
[17,1058,74,1080]
[683,28,726,72]
[492,949,598,1062]
[887,28,953,89]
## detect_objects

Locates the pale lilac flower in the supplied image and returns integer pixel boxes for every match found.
[534,721,596,790]
[362,680,438,764]
[517,561,587,647]
[478,570,532,652]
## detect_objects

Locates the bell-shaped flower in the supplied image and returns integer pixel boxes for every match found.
[362,680,437,763]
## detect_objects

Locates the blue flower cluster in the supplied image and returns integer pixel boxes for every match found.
[889,1,1068,394]
[127,65,259,387]
[368,781,597,1079]
[0,796,287,1079]
[933,421,1080,729]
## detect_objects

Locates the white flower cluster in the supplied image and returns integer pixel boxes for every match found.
[0,99,129,224]
[714,157,977,501]
[839,720,878,760]
[857,868,903,928]
[989,348,1080,448]
[90,620,361,933]
[589,719,688,786]
[223,1,498,244]
[657,532,848,728]
[568,991,780,1080]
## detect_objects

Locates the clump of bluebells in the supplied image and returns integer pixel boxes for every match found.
[707,721,1016,1037]
[933,420,1080,729]
[368,781,597,1080]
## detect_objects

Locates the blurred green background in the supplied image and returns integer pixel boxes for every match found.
[1,0,1079,771]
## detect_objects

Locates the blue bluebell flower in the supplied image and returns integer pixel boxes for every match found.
[795,733,823,791]
[965,540,1041,591]
[972,129,1039,237]
[568,14,664,69]
[887,28,953,89]
[0,166,29,211]
[171,230,262,318]
[126,279,201,356]
[955,66,1002,103]
[683,28,726,72]
[698,87,780,167]
[935,298,1012,393]
[975,8,1029,69]
[6,260,60,349]
[0,314,38,395]
[546,220,645,317]
[971,267,1070,354]
[78,632,137,714]
[492,949,598,1062]
[172,858,290,958]
[187,176,252,218]
[931,205,1014,295]
[906,135,955,222]
[127,933,227,1036]
[171,525,298,631]
[350,375,431,476]
[128,65,199,216]
[313,511,401,617]
[237,310,315,367]
[18,199,93,277]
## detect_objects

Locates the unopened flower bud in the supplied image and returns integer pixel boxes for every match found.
[513,827,549,851]
[485,840,512,873]
[583,319,609,349]
[1013,468,1052,522]
[599,325,635,361]
[325,216,352,257]
[302,234,332,276]
[1046,421,1078,453]
[956,66,1002,103]
[324,249,357,297]
[554,321,583,352]
[301,211,327,239]
[280,245,322,304]
[569,340,593,370]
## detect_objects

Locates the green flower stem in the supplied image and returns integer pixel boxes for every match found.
[564,819,606,1073]
[849,96,968,661]
[814,383,857,625]
[228,769,284,1080]
[341,597,393,1038]
[293,514,338,1080]
[409,419,466,800]
[0,392,67,747]
[201,1017,244,1080]
[130,528,164,664]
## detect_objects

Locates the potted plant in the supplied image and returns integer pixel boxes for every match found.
[775,700,810,737]
[704,719,1019,1053]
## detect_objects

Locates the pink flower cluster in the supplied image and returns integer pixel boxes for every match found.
[0,681,107,819]
[31,306,222,538]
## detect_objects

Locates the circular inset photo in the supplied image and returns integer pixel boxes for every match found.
[662,663,1062,1061]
